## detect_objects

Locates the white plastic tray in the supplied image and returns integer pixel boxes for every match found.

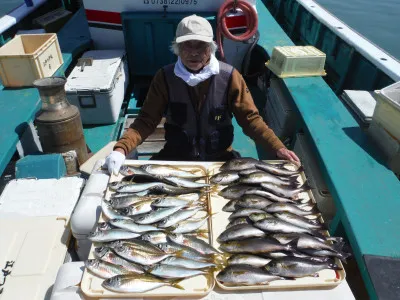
[80,160,215,298]
[207,161,346,291]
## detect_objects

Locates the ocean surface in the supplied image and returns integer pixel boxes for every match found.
[0,0,399,60]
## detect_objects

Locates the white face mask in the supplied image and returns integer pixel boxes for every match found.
[174,54,220,87]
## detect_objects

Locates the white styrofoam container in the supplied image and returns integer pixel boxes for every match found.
[293,133,336,223]
[50,262,85,300]
[266,46,326,78]
[65,49,129,124]
[373,81,400,141]
[341,90,377,125]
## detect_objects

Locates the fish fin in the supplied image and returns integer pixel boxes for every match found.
[170,279,185,290]
[338,252,352,264]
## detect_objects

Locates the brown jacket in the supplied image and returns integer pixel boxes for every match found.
[115,67,285,156]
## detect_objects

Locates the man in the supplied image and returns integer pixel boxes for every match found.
[105,14,299,175]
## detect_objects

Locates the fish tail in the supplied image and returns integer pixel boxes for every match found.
[170,279,185,290]
[331,242,346,253]
[311,230,327,239]
[337,251,352,264]
[173,250,185,259]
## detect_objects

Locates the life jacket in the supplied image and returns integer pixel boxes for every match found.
[162,61,234,160]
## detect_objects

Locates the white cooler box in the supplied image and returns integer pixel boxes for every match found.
[65,49,129,124]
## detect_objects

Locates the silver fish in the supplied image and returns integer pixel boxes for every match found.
[110,195,153,209]
[85,259,131,279]
[274,212,322,230]
[254,218,324,238]
[109,240,165,254]
[94,247,144,273]
[158,207,203,228]
[228,208,266,220]
[151,196,193,208]
[240,171,298,186]
[236,194,274,209]
[226,217,252,229]
[164,176,210,189]
[109,218,161,233]
[119,199,154,217]
[108,181,130,191]
[102,274,184,293]
[141,164,204,178]
[239,168,259,176]
[157,242,212,262]
[217,265,284,286]
[161,257,216,269]
[170,216,209,234]
[248,212,274,222]
[140,231,168,244]
[219,184,255,200]
[114,244,173,265]
[244,189,297,203]
[222,200,238,212]
[116,182,163,194]
[300,248,351,262]
[155,183,202,195]
[210,172,240,185]
[97,222,116,231]
[264,257,342,278]
[217,224,265,242]
[145,264,206,279]
[294,235,345,253]
[135,206,184,225]
[219,237,293,254]
[219,158,263,171]
[261,182,311,200]
[120,165,153,177]
[87,229,140,242]
[256,163,303,177]
[101,200,130,220]
[265,203,319,218]
[227,254,272,267]
[174,193,203,201]
[167,233,219,255]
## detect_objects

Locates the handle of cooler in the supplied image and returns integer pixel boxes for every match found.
[78,94,97,108]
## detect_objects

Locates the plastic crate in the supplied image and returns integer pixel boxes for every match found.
[0,33,63,87]
[266,46,326,78]
[373,81,400,141]
[33,8,72,33]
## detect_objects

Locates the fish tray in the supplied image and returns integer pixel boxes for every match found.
[81,160,215,298]
[207,161,346,291]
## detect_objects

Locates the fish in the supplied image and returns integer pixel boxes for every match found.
[226,217,252,229]
[274,212,323,230]
[217,224,265,242]
[84,259,131,279]
[169,216,209,234]
[157,207,203,228]
[219,158,263,171]
[219,184,256,200]
[265,203,320,218]
[256,163,303,177]
[299,248,351,263]
[228,208,266,220]
[261,182,311,200]
[244,189,297,203]
[109,218,161,233]
[227,254,272,267]
[167,233,220,255]
[210,172,240,185]
[157,242,212,262]
[236,194,274,210]
[164,176,210,189]
[161,257,216,269]
[216,265,285,286]
[113,244,174,265]
[102,274,184,293]
[264,257,342,278]
[120,165,154,177]
[222,200,238,212]
[118,199,154,217]
[174,193,203,201]
[141,164,204,179]
[110,195,153,209]
[101,200,130,220]
[108,240,165,254]
[145,264,206,279]
[151,196,194,208]
[135,206,184,225]
[116,182,163,194]
[87,229,140,243]
[293,235,345,253]
[248,212,274,222]
[97,222,116,231]
[94,247,144,273]
[238,168,259,176]
[240,171,299,186]
[154,183,203,195]
[254,218,325,238]
[140,231,168,244]
[219,237,293,254]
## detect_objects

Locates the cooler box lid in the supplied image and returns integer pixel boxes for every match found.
[342,90,377,122]
[65,49,125,92]
[0,216,70,300]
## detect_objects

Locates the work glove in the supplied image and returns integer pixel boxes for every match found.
[105,150,126,175]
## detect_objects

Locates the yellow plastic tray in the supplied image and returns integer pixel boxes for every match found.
[81,161,215,298]
[207,161,346,291]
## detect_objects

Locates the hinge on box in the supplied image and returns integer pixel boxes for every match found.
[77,57,93,72]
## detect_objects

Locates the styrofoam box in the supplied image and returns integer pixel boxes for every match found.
[266,46,326,78]
[293,133,336,223]
[373,81,400,141]
[65,49,129,124]
[0,33,63,87]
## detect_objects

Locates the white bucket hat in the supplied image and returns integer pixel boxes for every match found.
[175,14,213,43]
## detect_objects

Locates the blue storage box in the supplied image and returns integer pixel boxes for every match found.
[15,154,67,179]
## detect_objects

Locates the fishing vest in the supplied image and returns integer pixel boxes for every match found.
[163,61,234,160]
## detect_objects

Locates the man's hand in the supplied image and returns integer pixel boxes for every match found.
[105,148,126,175]
[276,148,301,165]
